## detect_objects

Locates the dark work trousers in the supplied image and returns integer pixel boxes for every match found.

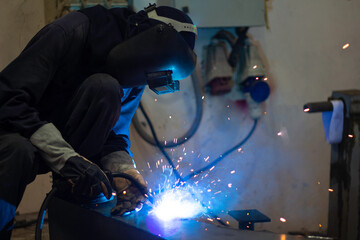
[0,73,123,238]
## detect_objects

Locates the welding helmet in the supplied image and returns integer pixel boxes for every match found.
[106,4,198,95]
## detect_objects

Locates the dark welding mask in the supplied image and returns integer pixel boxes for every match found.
[106,5,197,95]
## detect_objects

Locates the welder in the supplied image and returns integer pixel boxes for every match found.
[0,3,197,238]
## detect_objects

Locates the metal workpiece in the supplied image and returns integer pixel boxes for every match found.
[228,209,271,230]
[331,90,360,118]
[48,197,307,240]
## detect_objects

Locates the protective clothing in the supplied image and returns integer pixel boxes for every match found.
[106,23,197,93]
[106,4,197,94]
[59,156,112,199]
[0,4,196,235]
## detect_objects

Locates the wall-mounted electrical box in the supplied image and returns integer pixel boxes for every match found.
[173,0,265,28]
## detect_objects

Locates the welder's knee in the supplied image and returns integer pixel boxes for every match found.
[0,133,37,180]
[83,73,124,102]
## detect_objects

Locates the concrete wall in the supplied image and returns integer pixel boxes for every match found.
[0,0,52,214]
[130,0,360,234]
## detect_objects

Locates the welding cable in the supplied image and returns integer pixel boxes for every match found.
[132,64,204,148]
[136,101,184,182]
[182,119,258,181]
[138,102,257,226]
[137,96,232,227]
[111,172,154,204]
[211,30,236,48]
[35,187,58,240]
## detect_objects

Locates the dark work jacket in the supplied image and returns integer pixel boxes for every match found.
[0,9,145,157]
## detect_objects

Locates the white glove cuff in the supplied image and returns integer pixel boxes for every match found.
[30,123,77,173]
[101,151,136,173]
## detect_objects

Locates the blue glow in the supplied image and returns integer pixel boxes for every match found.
[135,204,143,212]
[146,213,181,238]
[122,211,132,216]
[40,210,46,230]
[151,187,203,221]
[86,192,115,204]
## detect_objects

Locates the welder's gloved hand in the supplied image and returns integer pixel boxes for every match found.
[29,123,112,198]
[100,151,147,215]
[111,169,148,216]
[59,155,112,199]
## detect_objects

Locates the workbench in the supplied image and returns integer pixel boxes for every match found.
[48,197,308,240]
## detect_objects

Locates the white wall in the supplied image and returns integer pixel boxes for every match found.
[130,0,360,234]
[0,0,52,214]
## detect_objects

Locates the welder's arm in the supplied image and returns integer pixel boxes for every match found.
[31,123,112,199]
[0,17,111,198]
[0,23,71,138]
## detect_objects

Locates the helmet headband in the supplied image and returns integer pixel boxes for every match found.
[147,9,198,37]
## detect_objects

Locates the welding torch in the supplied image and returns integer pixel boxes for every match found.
[107,172,154,207]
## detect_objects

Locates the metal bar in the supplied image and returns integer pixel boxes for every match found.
[303,101,334,113]
[327,90,360,240]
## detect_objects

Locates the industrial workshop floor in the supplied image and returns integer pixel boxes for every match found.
[10,212,49,240]
[11,223,49,240]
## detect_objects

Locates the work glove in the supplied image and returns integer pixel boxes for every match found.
[111,169,147,215]
[30,123,112,199]
[59,155,112,199]
[101,151,148,215]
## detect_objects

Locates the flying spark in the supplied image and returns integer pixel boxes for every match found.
[342,43,350,49]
